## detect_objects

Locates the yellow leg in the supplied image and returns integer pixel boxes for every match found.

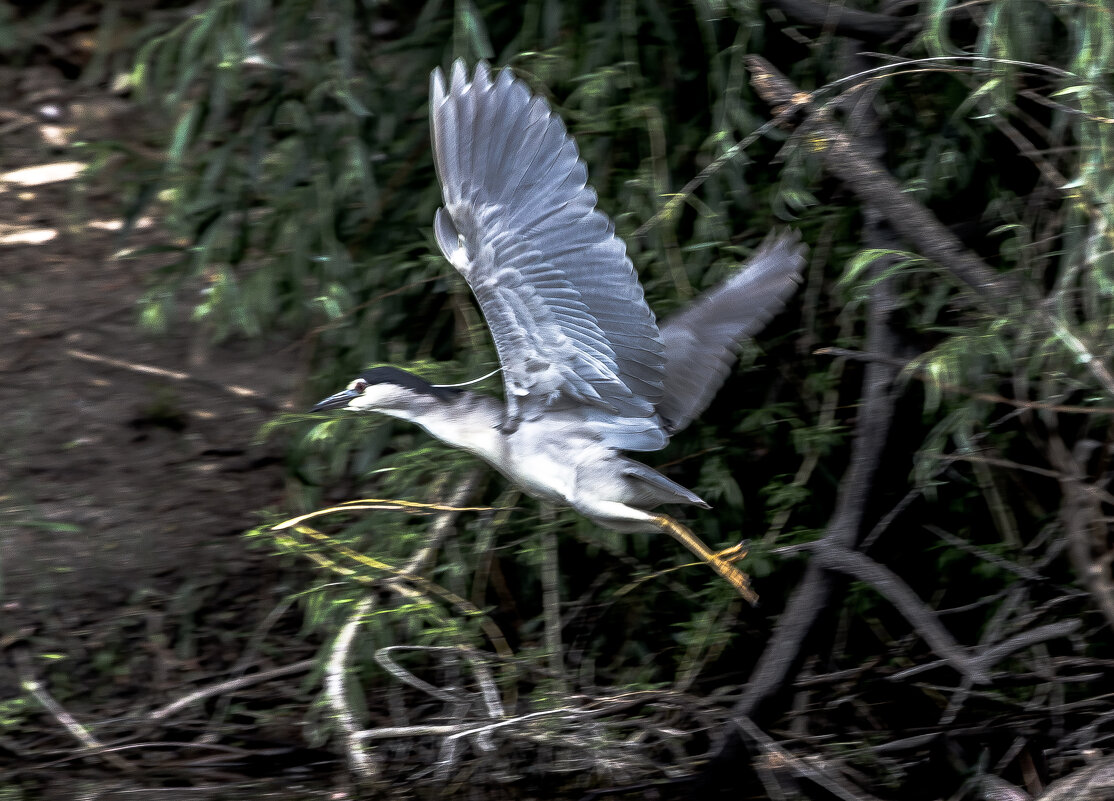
[651,514,758,604]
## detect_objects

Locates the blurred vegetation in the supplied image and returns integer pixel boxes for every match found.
[10,0,1108,795]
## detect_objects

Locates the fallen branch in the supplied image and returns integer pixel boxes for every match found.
[736,716,887,801]
[15,650,134,773]
[148,658,315,721]
[326,596,378,780]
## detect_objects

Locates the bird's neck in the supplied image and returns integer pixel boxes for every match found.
[386,391,504,463]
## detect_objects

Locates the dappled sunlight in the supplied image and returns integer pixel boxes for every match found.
[0,226,56,245]
[87,216,155,232]
[0,159,155,248]
[0,161,80,248]
[0,160,85,188]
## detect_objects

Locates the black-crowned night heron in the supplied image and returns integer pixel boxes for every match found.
[314,61,806,603]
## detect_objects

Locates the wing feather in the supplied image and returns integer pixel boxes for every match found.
[656,231,807,434]
[430,61,665,428]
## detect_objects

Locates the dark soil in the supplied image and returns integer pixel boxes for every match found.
[1,62,338,798]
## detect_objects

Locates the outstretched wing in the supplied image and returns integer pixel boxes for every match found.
[429,61,665,430]
[655,231,806,435]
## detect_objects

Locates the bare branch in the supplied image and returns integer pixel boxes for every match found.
[812,543,988,683]
[14,650,135,773]
[1047,434,1114,631]
[746,54,1014,303]
[148,659,315,721]
[733,230,902,721]
[763,0,909,42]
[736,716,887,801]
[326,595,378,781]
[66,348,283,411]
[891,620,1083,681]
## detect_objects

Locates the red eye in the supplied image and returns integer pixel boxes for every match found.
[354,379,368,392]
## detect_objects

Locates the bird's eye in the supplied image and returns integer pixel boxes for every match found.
[354,379,368,393]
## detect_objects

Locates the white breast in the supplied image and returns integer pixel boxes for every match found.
[499,427,598,506]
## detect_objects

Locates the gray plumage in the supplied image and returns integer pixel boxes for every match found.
[314,60,807,600]
[430,61,664,437]
[657,231,805,434]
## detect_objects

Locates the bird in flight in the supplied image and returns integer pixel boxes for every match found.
[314,61,806,603]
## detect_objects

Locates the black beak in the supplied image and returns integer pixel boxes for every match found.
[312,388,361,412]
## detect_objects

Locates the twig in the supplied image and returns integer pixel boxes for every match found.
[465,649,506,721]
[65,348,282,411]
[15,651,134,773]
[924,525,1045,583]
[374,646,467,704]
[971,621,1082,675]
[441,707,588,746]
[187,597,304,741]
[391,469,485,577]
[358,723,475,740]
[735,716,887,801]
[148,658,316,721]
[891,620,1082,681]
[541,513,568,694]
[1046,433,1114,631]
[815,347,1114,416]
[858,486,922,552]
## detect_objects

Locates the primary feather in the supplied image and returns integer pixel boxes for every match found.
[430,61,666,436]
[657,231,807,434]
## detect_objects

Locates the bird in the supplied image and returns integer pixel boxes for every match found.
[313,60,806,603]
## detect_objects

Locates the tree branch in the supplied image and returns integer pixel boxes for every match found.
[746,54,1015,305]
[811,543,989,683]
[763,0,910,43]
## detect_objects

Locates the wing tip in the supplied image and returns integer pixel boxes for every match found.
[427,57,670,422]
[450,59,468,93]
[431,58,490,101]
[728,228,808,297]
[756,228,808,271]
[430,66,446,106]
[473,60,493,88]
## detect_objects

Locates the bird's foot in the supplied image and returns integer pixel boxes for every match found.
[714,541,749,565]
[651,514,758,605]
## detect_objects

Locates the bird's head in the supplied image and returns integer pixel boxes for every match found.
[312,366,460,416]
